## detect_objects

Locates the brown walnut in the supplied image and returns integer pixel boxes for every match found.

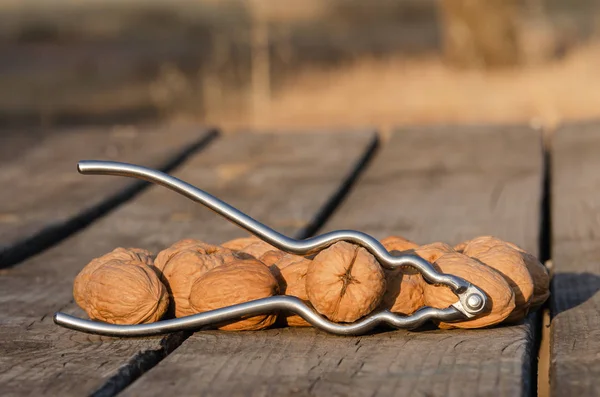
[189,258,279,331]
[379,271,425,315]
[422,252,516,329]
[259,250,287,267]
[411,242,455,264]
[77,258,169,324]
[306,241,386,323]
[378,242,453,316]
[270,253,312,326]
[155,239,238,317]
[73,247,155,311]
[502,240,550,310]
[462,236,535,322]
[222,236,277,259]
[378,237,426,315]
[455,236,549,310]
[380,235,419,254]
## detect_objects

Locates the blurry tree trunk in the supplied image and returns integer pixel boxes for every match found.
[439,0,521,68]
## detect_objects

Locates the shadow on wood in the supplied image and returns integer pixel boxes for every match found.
[551,272,600,316]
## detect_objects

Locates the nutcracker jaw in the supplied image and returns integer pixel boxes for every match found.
[54,161,488,337]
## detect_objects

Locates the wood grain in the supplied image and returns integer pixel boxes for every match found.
[123,125,543,397]
[551,121,600,396]
[0,130,377,396]
[0,124,217,267]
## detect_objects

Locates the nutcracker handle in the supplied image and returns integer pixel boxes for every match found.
[55,295,465,336]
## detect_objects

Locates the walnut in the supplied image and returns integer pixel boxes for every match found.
[73,247,155,310]
[259,250,287,267]
[517,250,550,311]
[503,240,550,311]
[220,236,262,251]
[107,247,154,266]
[270,253,312,326]
[379,271,425,315]
[422,252,516,329]
[380,235,419,254]
[458,236,550,314]
[453,241,468,253]
[378,242,451,315]
[306,241,386,323]
[411,242,455,263]
[462,236,535,322]
[222,235,277,259]
[75,258,169,324]
[155,239,238,317]
[154,239,213,271]
[189,258,279,331]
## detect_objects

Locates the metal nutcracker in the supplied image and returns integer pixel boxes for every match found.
[54,161,487,337]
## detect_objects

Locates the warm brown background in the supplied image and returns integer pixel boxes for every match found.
[1,0,599,131]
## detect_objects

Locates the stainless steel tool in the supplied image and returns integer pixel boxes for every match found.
[54,160,488,337]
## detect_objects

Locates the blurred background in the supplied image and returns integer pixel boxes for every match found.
[1,0,600,131]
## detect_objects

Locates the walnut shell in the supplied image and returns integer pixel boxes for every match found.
[109,247,154,266]
[380,235,419,254]
[189,258,279,331]
[306,241,386,323]
[518,251,550,310]
[453,241,468,253]
[260,250,287,267]
[379,271,425,315]
[155,239,237,317]
[377,242,451,315]
[154,239,221,271]
[456,236,549,310]
[422,252,515,329]
[221,236,262,251]
[412,242,455,263]
[82,259,169,324]
[462,237,535,322]
[502,240,550,310]
[74,259,106,311]
[270,253,312,327]
[222,236,276,259]
[73,247,155,310]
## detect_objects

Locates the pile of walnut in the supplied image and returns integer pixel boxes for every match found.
[73,235,549,331]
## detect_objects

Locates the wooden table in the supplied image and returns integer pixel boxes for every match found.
[0,121,596,396]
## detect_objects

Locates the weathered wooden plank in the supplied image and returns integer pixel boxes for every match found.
[0,124,217,267]
[0,130,377,396]
[551,121,600,396]
[123,125,543,397]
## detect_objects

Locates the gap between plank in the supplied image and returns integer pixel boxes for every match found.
[91,332,191,397]
[537,261,553,397]
[536,127,554,397]
[91,131,381,397]
[0,128,219,269]
[299,134,380,239]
